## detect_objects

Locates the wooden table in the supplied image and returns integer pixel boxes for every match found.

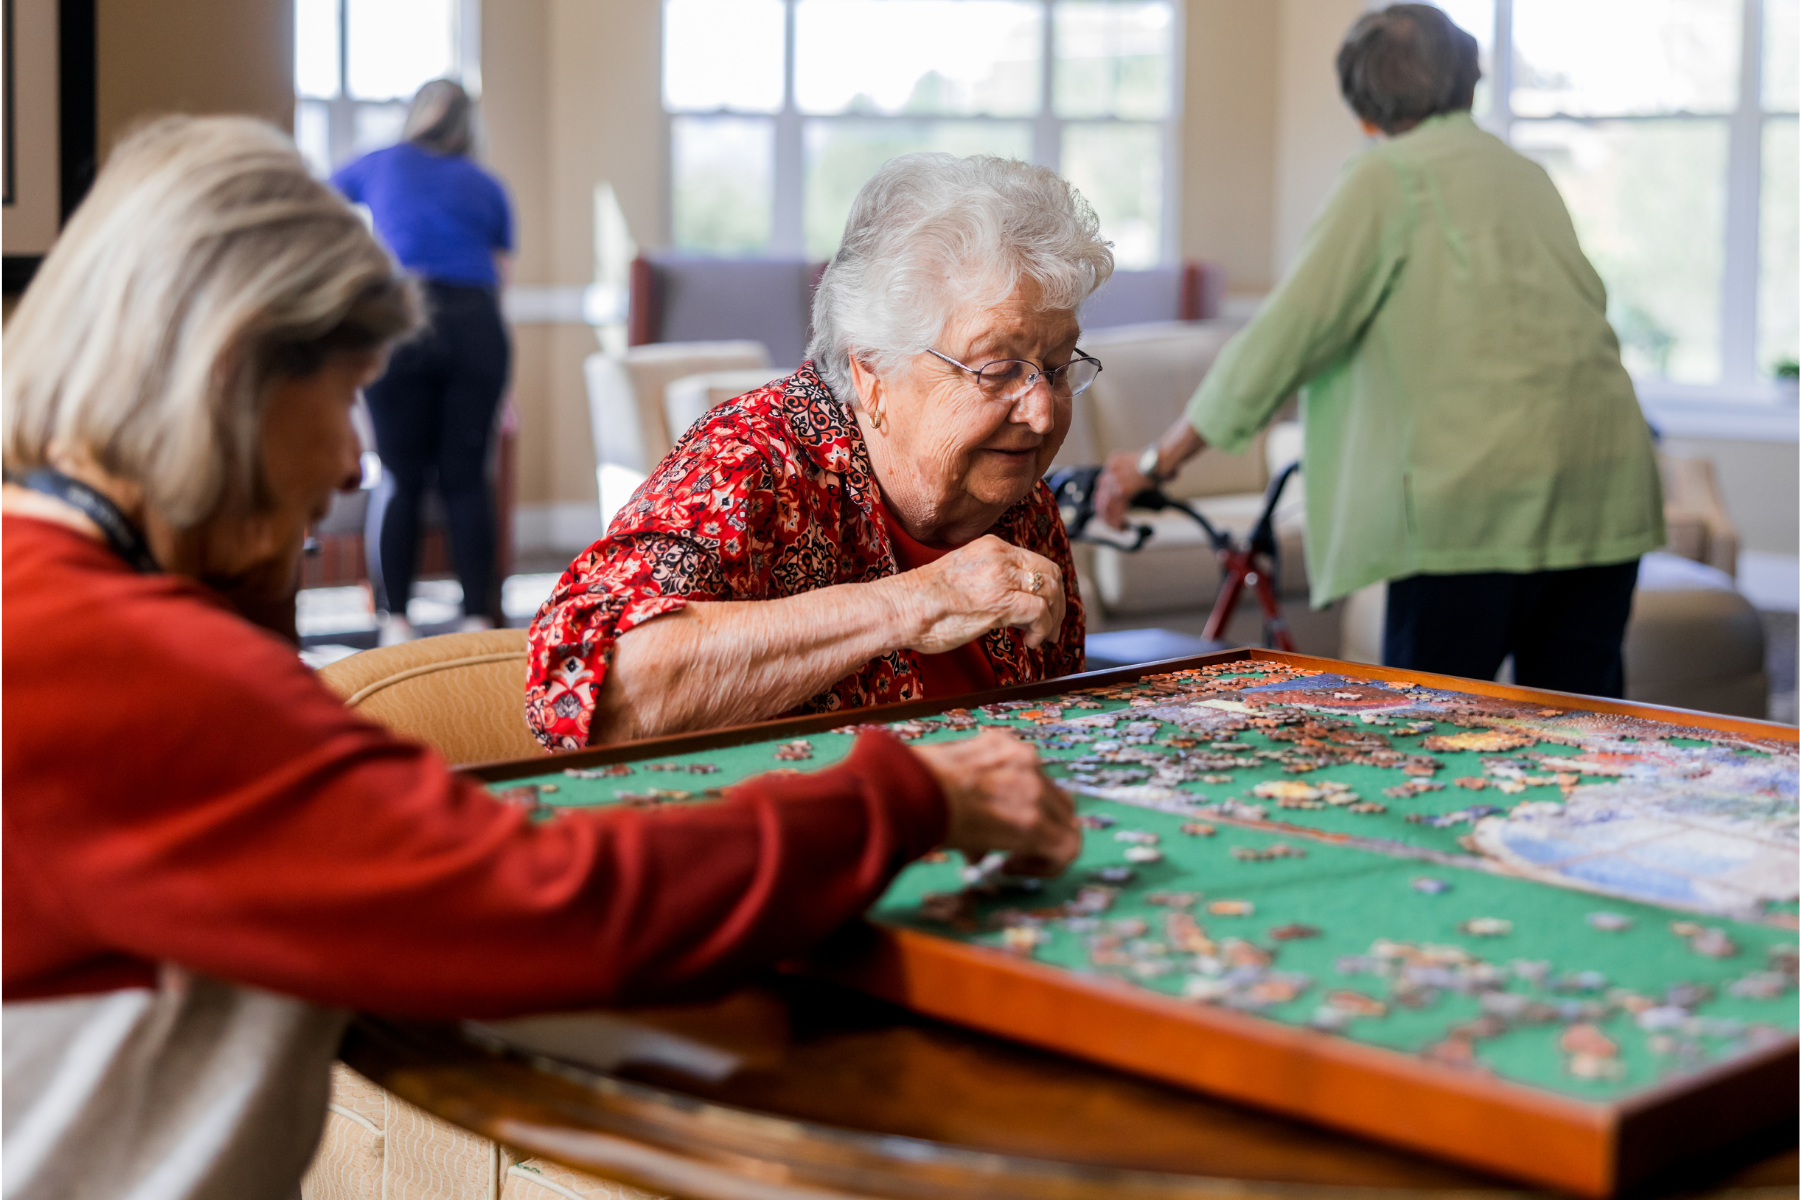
[344,966,1797,1200]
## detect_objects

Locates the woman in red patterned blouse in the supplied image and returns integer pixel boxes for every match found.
[528,155,1116,749]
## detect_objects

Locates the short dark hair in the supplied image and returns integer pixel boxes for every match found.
[1336,4,1481,134]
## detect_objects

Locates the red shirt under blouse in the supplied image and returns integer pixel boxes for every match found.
[877,505,999,700]
[2,515,947,1016]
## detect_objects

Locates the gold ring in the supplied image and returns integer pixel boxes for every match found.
[1027,570,1045,594]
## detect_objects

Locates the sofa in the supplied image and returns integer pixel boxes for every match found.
[624,254,1226,371]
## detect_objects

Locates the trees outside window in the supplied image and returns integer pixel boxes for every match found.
[663,0,1179,269]
[1441,0,1797,396]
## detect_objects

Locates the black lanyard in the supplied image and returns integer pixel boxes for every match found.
[20,468,162,574]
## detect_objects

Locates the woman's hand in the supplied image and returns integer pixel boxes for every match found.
[883,534,1065,653]
[1094,422,1209,529]
[912,730,1081,877]
[1094,449,1151,530]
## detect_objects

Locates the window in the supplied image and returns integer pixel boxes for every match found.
[1439,0,1798,397]
[294,0,481,177]
[663,0,1180,268]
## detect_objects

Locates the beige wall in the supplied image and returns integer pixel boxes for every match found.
[1272,0,1368,275]
[1663,437,1800,556]
[1178,0,1278,295]
[489,0,1376,525]
[482,0,662,516]
[96,0,295,151]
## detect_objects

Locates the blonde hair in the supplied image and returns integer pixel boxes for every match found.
[808,153,1114,402]
[404,79,476,157]
[3,115,419,529]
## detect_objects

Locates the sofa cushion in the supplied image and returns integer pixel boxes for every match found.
[1073,320,1261,500]
[650,256,815,368]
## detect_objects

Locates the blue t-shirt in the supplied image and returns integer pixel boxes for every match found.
[332,141,513,287]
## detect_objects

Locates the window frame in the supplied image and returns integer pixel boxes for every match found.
[295,0,483,175]
[661,0,1185,267]
[1479,0,1797,408]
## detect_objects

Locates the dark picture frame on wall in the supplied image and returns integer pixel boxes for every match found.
[2,0,95,295]
[5,0,17,208]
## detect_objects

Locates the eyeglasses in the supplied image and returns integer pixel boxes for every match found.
[925,347,1103,403]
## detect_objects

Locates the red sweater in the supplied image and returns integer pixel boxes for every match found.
[2,516,947,1017]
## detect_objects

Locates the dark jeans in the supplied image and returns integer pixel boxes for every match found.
[1382,560,1640,699]
[364,282,510,621]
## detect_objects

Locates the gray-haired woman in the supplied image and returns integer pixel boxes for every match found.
[527,153,1114,749]
[332,78,514,643]
[1095,2,1662,699]
[2,118,1077,1199]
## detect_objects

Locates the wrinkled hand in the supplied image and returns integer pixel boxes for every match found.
[1094,449,1151,531]
[913,729,1081,877]
[884,534,1064,653]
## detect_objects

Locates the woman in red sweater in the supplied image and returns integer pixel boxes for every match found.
[0,117,1078,1200]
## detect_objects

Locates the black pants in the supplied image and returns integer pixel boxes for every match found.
[1382,560,1640,698]
[364,282,510,621]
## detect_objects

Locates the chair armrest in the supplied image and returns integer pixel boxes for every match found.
[1657,452,1740,576]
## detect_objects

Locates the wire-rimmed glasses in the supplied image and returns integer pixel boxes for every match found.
[925,348,1103,403]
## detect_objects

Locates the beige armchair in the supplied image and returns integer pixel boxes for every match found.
[584,340,772,528]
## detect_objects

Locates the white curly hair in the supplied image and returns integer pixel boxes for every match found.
[807,153,1114,403]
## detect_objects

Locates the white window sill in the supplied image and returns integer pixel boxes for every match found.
[1636,379,1799,442]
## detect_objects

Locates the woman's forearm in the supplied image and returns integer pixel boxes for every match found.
[591,580,919,743]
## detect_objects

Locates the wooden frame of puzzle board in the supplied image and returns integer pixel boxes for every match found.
[463,649,1799,1197]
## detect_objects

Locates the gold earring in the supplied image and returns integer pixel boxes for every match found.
[867,404,885,431]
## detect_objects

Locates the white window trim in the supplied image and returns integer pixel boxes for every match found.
[298,0,482,173]
[1481,0,1799,416]
[663,0,1183,266]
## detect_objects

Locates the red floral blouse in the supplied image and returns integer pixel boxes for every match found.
[525,362,1086,750]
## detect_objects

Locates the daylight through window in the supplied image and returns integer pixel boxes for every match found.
[294,0,479,177]
[663,0,1179,268]
[1438,0,1797,395]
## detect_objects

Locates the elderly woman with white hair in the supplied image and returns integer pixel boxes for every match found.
[528,154,1111,750]
[2,119,1077,1199]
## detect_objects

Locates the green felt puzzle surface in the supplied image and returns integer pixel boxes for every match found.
[484,660,1800,1104]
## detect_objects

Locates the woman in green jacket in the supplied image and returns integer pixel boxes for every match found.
[1097,3,1662,698]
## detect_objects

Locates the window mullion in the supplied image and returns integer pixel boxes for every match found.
[1720,0,1765,385]
[1492,0,1514,140]
[329,0,353,167]
[772,0,804,255]
[1162,0,1185,266]
[1033,1,1058,170]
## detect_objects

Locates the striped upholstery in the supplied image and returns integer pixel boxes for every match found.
[301,1060,664,1200]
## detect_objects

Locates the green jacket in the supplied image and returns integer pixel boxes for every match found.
[1187,111,1664,607]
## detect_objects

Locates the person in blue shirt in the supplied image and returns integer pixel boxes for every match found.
[333,79,514,643]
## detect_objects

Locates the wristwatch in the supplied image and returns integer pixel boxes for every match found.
[1136,442,1173,486]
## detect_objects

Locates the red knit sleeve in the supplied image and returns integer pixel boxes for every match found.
[6,718,945,1015]
[1,520,949,1016]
